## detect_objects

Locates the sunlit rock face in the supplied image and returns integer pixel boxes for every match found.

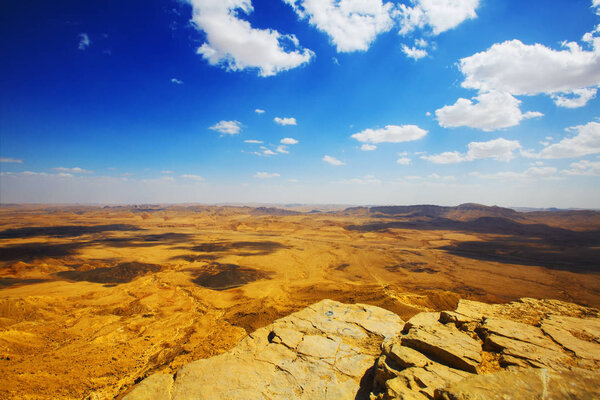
[125,297,600,400]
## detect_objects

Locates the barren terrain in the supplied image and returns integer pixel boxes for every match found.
[0,204,599,399]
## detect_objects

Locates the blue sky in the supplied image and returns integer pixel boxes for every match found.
[1,0,599,207]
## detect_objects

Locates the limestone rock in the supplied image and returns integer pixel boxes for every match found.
[401,323,482,373]
[404,312,441,331]
[122,374,173,400]
[125,299,404,400]
[124,297,600,400]
[434,368,600,400]
[541,315,600,361]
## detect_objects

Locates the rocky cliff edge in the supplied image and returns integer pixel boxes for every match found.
[123,298,600,400]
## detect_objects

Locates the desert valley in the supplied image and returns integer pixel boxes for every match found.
[0,203,599,399]
[3,0,600,397]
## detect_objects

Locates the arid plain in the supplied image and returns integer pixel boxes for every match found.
[0,204,599,399]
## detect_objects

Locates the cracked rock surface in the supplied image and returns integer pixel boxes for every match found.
[124,299,404,400]
[124,298,600,400]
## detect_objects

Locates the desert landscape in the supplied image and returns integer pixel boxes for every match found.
[0,203,599,399]
[3,0,600,397]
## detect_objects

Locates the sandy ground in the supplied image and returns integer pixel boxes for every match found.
[0,205,598,399]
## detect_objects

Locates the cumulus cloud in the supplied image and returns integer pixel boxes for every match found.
[263,149,277,156]
[351,124,427,144]
[254,172,280,178]
[402,45,428,60]
[276,145,289,154]
[53,167,93,174]
[255,109,265,114]
[181,174,205,181]
[171,78,184,84]
[397,157,411,165]
[562,159,600,176]
[436,91,543,131]
[422,138,522,163]
[280,137,299,144]
[470,166,558,180]
[537,121,600,159]
[283,0,394,52]
[421,151,464,164]
[396,0,480,36]
[0,158,22,163]
[244,139,263,143]
[78,33,91,50]
[361,144,377,151]
[274,117,297,126]
[551,88,597,108]
[209,120,242,135]
[322,155,345,165]
[459,37,600,108]
[187,0,314,77]
[466,138,522,161]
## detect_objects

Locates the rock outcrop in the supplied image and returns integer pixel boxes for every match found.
[123,298,600,400]
[124,299,404,399]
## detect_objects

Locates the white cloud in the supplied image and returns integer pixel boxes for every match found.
[280,137,299,144]
[422,138,522,163]
[397,157,411,165]
[284,0,394,52]
[274,117,297,126]
[254,172,280,178]
[181,174,205,181]
[402,45,428,60]
[263,149,277,156]
[459,38,600,108]
[53,167,93,174]
[551,88,597,108]
[171,78,184,84]
[538,121,600,159]
[396,0,480,36]
[415,38,428,48]
[562,159,600,176]
[255,109,265,114]
[244,139,263,144]
[276,145,289,154]
[78,33,91,50]
[340,175,381,184]
[361,144,377,151]
[421,151,464,164]
[323,155,345,165]
[470,166,557,180]
[466,138,521,162]
[436,91,543,131]
[351,124,427,143]
[188,0,314,77]
[209,120,242,135]
[0,158,22,163]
